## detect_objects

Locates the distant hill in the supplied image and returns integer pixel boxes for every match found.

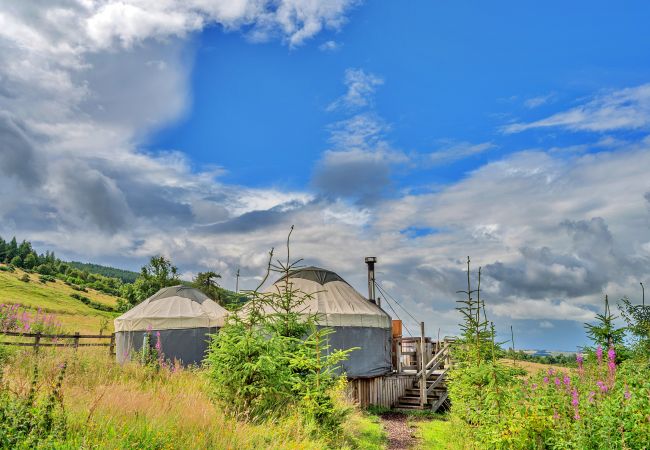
[67,261,139,284]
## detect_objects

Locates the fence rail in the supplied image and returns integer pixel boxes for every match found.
[0,331,115,354]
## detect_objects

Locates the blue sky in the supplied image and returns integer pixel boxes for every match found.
[1,1,650,350]
[152,0,650,189]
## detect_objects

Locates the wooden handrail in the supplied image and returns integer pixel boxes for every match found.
[415,343,449,378]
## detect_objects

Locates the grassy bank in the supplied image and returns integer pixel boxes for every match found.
[0,267,118,333]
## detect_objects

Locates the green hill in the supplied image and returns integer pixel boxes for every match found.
[0,265,118,334]
[67,261,139,283]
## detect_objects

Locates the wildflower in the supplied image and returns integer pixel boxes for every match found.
[624,385,631,400]
[554,377,561,387]
[596,381,608,393]
[574,412,581,420]
[531,383,538,391]
[596,346,603,364]
[543,376,549,384]
[607,347,616,376]
[588,391,596,403]
[571,389,579,407]
[553,410,560,420]
[155,331,162,352]
[548,368,555,376]
[563,375,571,387]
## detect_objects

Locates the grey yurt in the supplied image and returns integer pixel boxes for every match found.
[257,267,392,378]
[114,286,228,365]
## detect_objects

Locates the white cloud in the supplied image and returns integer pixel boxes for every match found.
[319,40,340,52]
[327,68,384,112]
[504,83,650,133]
[539,321,554,329]
[524,93,555,109]
[428,141,495,165]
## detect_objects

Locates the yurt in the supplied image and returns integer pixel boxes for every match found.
[255,266,392,378]
[114,285,228,365]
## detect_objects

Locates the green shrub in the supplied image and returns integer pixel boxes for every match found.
[0,265,14,273]
[39,275,55,284]
[205,232,353,439]
[19,274,30,283]
[69,293,114,312]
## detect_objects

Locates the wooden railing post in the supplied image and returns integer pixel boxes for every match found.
[395,338,402,373]
[73,332,80,350]
[109,333,115,356]
[34,332,41,353]
[419,322,426,408]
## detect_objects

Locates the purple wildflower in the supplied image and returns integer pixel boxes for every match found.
[548,368,555,376]
[554,377,561,387]
[531,383,538,391]
[624,385,631,400]
[571,389,579,407]
[563,375,571,387]
[596,381,608,393]
[553,410,560,420]
[596,346,603,364]
[588,391,596,403]
[543,376,549,384]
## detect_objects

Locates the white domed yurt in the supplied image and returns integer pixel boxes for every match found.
[257,267,392,378]
[114,286,228,365]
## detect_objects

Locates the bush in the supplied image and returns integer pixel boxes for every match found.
[70,293,115,312]
[0,265,14,273]
[19,274,30,283]
[205,233,353,439]
[39,275,55,284]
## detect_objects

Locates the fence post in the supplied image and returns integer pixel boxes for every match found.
[109,333,115,356]
[420,322,426,408]
[73,332,80,350]
[34,332,41,354]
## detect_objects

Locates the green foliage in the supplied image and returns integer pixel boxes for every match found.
[19,274,30,283]
[70,293,116,312]
[10,256,22,267]
[206,229,353,439]
[619,296,650,357]
[67,260,138,283]
[118,256,180,311]
[584,295,627,361]
[0,361,68,448]
[193,271,223,303]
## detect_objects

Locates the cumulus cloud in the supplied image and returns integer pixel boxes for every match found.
[319,40,341,52]
[504,83,650,133]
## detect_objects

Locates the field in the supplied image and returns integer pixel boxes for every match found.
[0,266,118,334]
[1,346,386,449]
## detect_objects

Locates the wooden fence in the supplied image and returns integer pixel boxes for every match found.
[0,331,115,355]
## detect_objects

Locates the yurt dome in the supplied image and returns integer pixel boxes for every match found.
[257,266,392,378]
[114,285,228,365]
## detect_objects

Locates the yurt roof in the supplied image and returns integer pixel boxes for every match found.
[256,266,391,329]
[114,285,228,332]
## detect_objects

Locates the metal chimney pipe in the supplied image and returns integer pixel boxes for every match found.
[365,257,377,304]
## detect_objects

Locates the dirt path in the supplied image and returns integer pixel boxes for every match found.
[380,413,418,450]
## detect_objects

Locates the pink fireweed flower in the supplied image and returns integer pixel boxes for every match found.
[531,383,538,391]
[596,381,608,393]
[596,346,603,364]
[563,375,571,387]
[624,385,631,400]
[543,376,549,384]
[607,347,616,377]
[548,368,555,376]
[553,410,560,420]
[555,377,561,387]
[571,389,579,407]
[574,412,581,420]
[155,331,162,352]
[588,391,596,403]
[146,324,153,333]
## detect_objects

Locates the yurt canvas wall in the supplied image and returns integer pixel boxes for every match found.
[114,286,228,366]
[257,267,392,378]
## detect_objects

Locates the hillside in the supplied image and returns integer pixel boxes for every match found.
[67,261,139,283]
[0,265,118,334]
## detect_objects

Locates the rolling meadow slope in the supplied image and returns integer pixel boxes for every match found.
[0,265,118,333]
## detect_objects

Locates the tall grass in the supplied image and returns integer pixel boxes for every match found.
[1,347,382,449]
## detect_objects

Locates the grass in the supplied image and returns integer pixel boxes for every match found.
[413,414,473,450]
[1,346,389,449]
[0,266,118,334]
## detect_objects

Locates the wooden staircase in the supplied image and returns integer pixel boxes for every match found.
[393,342,451,412]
